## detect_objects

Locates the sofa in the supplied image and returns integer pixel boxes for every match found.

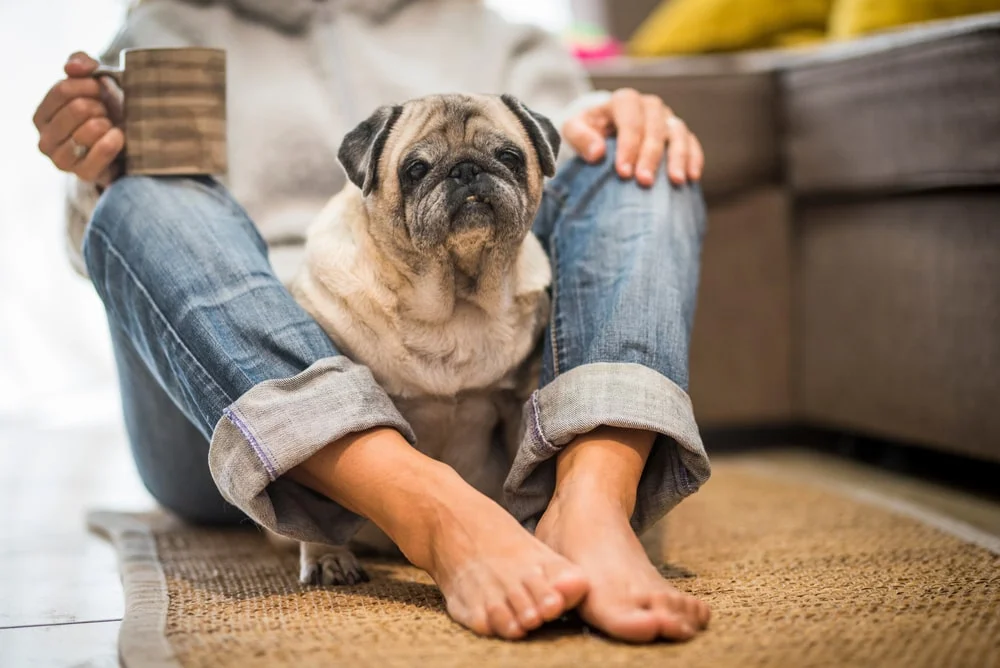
[586,13,1000,462]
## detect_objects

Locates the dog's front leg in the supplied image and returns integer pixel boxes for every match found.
[299,542,369,586]
[265,529,368,585]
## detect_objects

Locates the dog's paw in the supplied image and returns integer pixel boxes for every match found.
[299,543,369,586]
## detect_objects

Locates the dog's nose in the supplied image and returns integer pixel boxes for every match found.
[449,161,481,185]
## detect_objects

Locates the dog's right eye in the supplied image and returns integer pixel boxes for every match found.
[405,160,429,182]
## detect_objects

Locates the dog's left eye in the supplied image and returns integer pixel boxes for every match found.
[406,160,429,182]
[497,149,523,170]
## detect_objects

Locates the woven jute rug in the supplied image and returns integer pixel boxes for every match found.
[89,462,1000,668]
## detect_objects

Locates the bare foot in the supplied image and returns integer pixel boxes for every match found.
[290,428,588,640]
[535,481,710,643]
[387,465,590,640]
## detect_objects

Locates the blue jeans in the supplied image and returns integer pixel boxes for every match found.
[83,140,710,544]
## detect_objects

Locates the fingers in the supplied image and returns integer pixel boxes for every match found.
[64,51,101,78]
[33,77,103,129]
[562,106,611,163]
[610,88,644,179]
[601,87,706,187]
[664,115,692,186]
[634,95,668,187]
[50,122,124,184]
[37,97,108,156]
[688,133,705,182]
[79,127,125,184]
[35,52,125,183]
[49,115,112,171]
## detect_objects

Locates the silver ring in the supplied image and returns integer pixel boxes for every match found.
[69,138,88,160]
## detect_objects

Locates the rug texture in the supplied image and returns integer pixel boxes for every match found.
[89,463,1000,668]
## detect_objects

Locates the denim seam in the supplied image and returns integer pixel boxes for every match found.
[545,158,618,380]
[548,240,562,377]
[529,391,557,454]
[89,227,244,410]
[222,406,278,481]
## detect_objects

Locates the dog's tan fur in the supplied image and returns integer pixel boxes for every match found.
[276,94,555,582]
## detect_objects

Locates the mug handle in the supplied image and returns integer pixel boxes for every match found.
[90,66,127,181]
[92,66,123,88]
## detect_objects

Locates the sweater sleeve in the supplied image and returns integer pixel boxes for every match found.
[498,20,612,165]
[64,1,200,278]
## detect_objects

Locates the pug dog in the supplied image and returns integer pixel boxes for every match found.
[271,93,560,585]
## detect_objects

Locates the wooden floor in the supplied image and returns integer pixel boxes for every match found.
[2,418,999,667]
[0,419,155,667]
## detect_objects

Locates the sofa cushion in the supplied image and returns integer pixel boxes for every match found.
[794,193,1000,462]
[690,187,793,425]
[589,51,787,198]
[784,13,1000,195]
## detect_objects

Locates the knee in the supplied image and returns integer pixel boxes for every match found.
[82,175,260,282]
[558,138,706,239]
[86,176,170,245]
[84,176,174,276]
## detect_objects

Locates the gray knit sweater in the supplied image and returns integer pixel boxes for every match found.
[66,0,604,282]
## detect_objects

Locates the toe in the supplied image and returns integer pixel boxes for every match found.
[543,560,589,610]
[589,605,661,643]
[485,598,525,640]
[523,571,565,621]
[658,588,707,630]
[505,582,542,631]
[449,598,492,637]
[694,598,711,628]
[655,609,696,641]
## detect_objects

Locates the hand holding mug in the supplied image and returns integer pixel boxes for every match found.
[35,48,227,185]
[34,52,125,186]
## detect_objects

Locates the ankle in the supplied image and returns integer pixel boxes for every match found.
[551,426,654,517]
[550,474,637,518]
[288,427,463,554]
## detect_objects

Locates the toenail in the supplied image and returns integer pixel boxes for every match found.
[507,621,521,635]
[543,594,560,609]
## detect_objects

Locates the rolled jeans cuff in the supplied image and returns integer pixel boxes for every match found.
[208,356,416,545]
[503,362,710,534]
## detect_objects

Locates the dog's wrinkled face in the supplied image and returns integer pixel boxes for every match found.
[338,94,560,260]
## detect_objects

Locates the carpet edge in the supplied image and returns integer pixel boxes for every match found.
[729,462,1000,556]
[87,511,182,668]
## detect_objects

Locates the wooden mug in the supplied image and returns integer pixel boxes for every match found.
[95,47,227,175]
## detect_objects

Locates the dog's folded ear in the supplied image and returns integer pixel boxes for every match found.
[500,95,560,178]
[338,104,404,195]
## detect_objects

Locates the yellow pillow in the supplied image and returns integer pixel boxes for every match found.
[829,0,1000,38]
[628,0,833,56]
[769,28,828,48]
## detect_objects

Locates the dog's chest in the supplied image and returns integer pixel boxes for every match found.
[395,391,513,498]
[360,302,534,399]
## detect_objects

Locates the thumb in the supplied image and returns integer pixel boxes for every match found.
[64,51,100,77]
[562,115,608,163]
